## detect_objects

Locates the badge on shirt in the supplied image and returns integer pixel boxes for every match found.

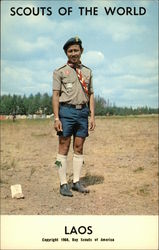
[65,70,70,75]
[66,83,73,92]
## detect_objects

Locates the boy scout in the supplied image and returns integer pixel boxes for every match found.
[53,37,95,197]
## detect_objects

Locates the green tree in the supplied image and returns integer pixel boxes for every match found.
[41,93,52,115]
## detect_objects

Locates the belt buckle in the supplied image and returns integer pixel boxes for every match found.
[76,104,82,109]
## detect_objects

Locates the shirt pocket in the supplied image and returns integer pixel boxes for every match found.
[62,75,76,93]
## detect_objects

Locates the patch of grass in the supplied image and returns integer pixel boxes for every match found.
[119,165,128,168]
[136,184,150,196]
[119,190,134,197]
[1,163,11,170]
[11,159,16,168]
[1,159,16,170]
[25,118,51,125]
[0,119,20,124]
[96,114,158,120]
[0,178,8,184]
[133,167,144,173]
[120,190,130,195]
[151,160,158,165]
[1,118,51,127]
[31,132,49,137]
[28,166,36,180]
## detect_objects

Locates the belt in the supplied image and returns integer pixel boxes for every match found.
[60,102,87,109]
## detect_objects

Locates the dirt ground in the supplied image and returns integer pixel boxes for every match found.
[0,116,158,215]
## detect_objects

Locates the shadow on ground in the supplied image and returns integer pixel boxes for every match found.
[80,174,104,187]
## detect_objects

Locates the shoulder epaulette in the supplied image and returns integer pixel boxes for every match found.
[56,64,67,71]
[82,64,91,70]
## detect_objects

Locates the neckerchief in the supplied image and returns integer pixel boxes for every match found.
[67,61,89,97]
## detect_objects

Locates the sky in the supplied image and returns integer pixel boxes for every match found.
[1,0,158,108]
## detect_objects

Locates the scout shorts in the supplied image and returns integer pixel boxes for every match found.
[58,105,89,137]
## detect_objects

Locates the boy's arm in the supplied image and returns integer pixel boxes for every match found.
[52,90,63,131]
[89,93,95,131]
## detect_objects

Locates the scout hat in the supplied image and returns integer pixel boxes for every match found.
[63,36,83,52]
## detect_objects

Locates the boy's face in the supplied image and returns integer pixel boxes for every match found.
[66,44,83,64]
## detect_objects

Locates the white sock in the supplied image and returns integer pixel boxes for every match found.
[73,154,84,183]
[55,154,67,185]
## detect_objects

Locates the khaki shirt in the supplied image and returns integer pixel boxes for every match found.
[53,64,93,105]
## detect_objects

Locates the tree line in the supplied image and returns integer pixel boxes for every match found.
[0,93,158,116]
[94,95,158,116]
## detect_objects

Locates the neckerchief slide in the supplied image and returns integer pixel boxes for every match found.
[67,62,89,97]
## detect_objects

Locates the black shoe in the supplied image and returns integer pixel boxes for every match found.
[60,184,73,197]
[72,181,89,193]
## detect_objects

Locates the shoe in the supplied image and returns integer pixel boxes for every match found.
[60,184,73,197]
[72,181,89,193]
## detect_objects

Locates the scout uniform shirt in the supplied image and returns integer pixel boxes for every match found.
[53,64,93,105]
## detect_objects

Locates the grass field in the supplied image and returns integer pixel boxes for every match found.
[0,115,158,215]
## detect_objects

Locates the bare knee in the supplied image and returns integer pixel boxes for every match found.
[59,137,71,155]
[74,144,83,154]
[73,137,85,155]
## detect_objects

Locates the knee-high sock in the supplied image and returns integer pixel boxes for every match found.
[73,154,84,183]
[55,154,67,185]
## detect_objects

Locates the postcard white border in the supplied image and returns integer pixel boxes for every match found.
[1,215,158,249]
